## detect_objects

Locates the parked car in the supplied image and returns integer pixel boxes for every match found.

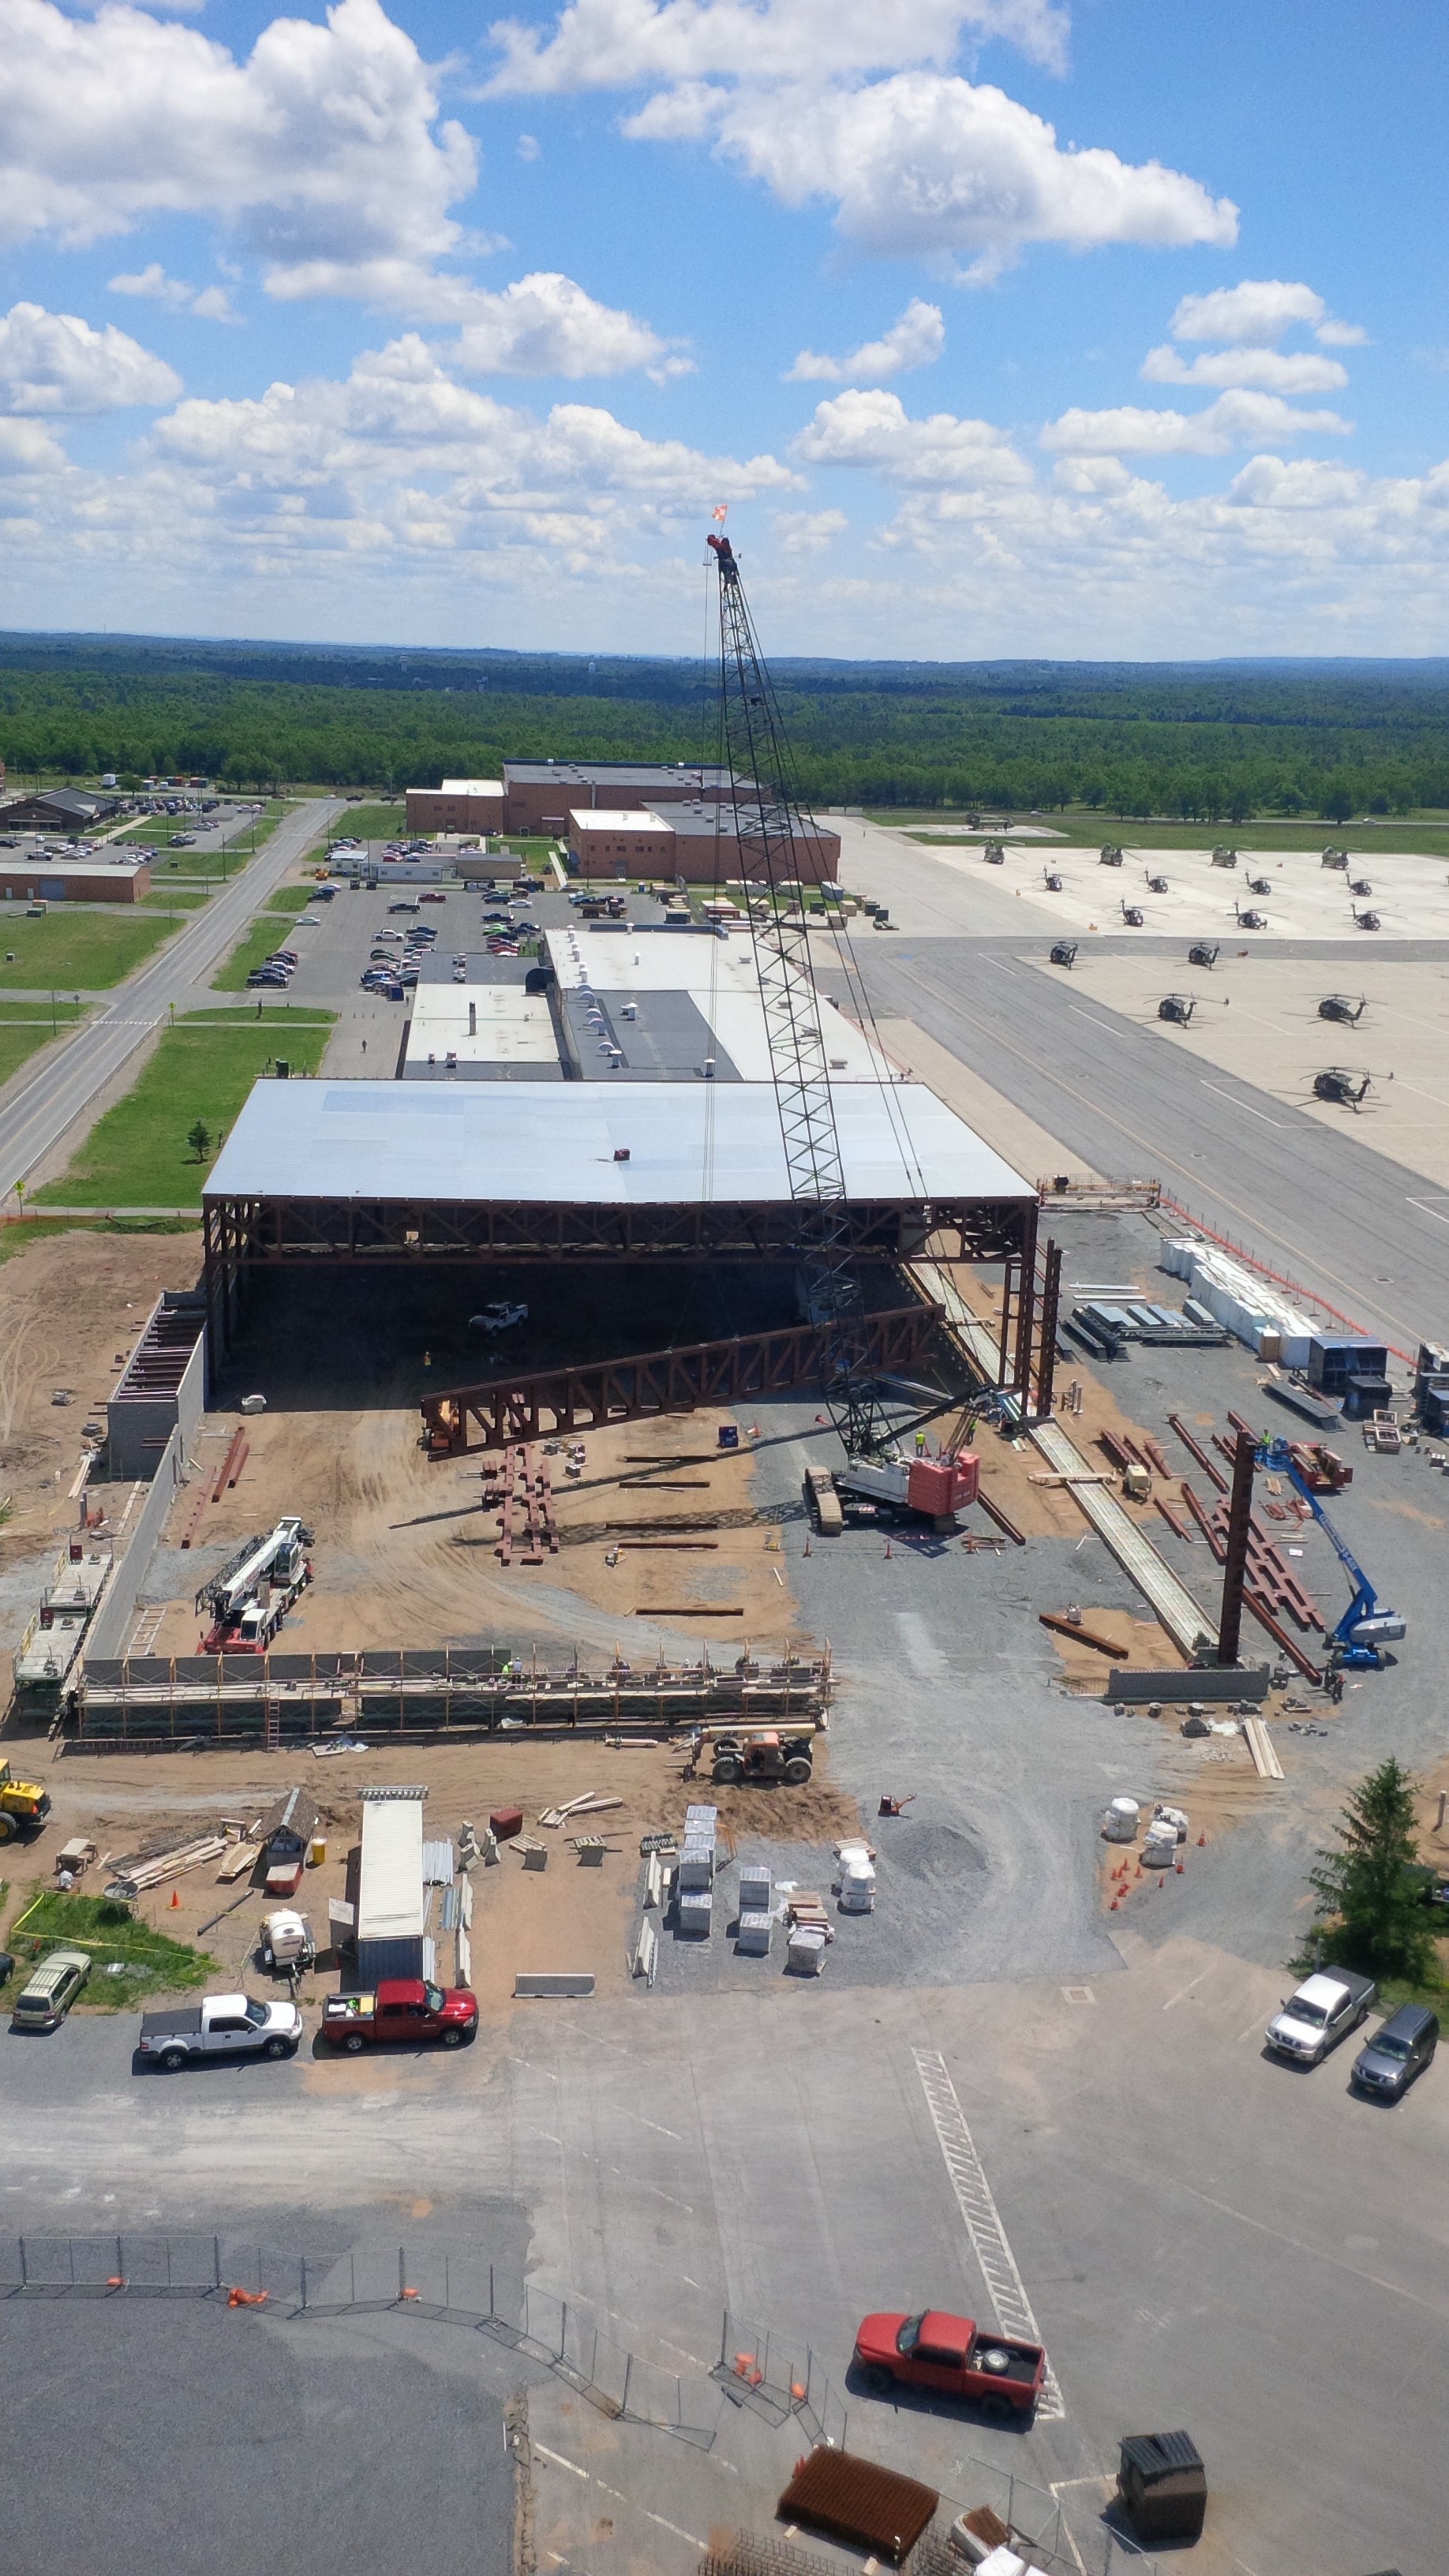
[11,1947,92,2032]
[270,948,299,965]
[138,1993,303,2070]
[470,1301,528,1335]
[852,2308,1046,2421]
[320,1978,477,2051]
[1266,1968,1376,2065]
[388,899,420,915]
[1352,2002,1437,2099]
[419,890,447,903]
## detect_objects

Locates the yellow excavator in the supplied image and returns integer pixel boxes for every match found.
[0,1758,51,1844]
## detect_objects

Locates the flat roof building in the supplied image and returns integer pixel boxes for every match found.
[566,799,839,885]
[503,762,744,837]
[404,780,504,836]
[0,852,149,903]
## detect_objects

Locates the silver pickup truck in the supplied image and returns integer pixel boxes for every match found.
[138,1993,302,2072]
[1265,1968,1376,2066]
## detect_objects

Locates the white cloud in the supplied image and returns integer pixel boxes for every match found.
[1041,389,1353,456]
[0,301,181,412]
[0,414,65,466]
[793,386,1030,485]
[151,335,793,516]
[485,0,1073,95]
[446,271,688,379]
[627,73,1236,275]
[109,263,242,324]
[516,131,541,159]
[0,0,477,306]
[772,506,847,552]
[1141,343,1347,394]
[1167,277,1364,350]
[787,298,943,382]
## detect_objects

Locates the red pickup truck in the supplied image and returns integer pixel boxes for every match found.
[853,2308,1045,2419]
[321,1979,477,2052]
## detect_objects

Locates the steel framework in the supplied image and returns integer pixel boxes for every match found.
[200,1191,1033,1360]
[710,530,915,1458]
[420,1302,945,1455]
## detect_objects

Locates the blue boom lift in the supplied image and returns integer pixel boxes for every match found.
[1259,1437,1406,1669]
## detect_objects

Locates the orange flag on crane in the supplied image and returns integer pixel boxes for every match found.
[711,503,728,522]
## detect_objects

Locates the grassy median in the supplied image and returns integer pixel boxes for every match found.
[32,1014,332,1207]
[209,911,309,990]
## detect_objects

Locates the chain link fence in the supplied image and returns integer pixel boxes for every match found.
[714,2308,849,2451]
[0,2235,719,2448]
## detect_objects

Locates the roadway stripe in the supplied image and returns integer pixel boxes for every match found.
[912,2047,1065,2420]
[1200,1079,1280,1127]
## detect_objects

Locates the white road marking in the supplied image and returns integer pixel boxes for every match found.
[1068,1005,1119,1034]
[533,2443,587,2478]
[1406,1196,1449,1229]
[1163,1965,1215,2012]
[623,2111,683,2140]
[648,2512,707,2546]
[913,2048,1065,2420]
[1200,1080,1280,1126]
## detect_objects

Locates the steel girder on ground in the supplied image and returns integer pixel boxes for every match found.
[421,1302,949,1453]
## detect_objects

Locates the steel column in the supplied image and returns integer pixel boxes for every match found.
[1217,1429,1257,1664]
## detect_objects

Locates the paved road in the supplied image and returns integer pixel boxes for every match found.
[0,798,340,1199]
[825,940,1449,1351]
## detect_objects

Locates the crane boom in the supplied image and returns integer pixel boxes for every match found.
[708,530,886,1458]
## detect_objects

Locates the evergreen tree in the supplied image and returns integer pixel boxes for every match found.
[1309,1758,1437,1983]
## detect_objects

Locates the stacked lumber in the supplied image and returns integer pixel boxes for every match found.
[537,1792,623,1829]
[103,1830,229,1896]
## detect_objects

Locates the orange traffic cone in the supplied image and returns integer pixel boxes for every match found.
[170,1889,180,1909]
[1110,1898,1119,1911]
[1197,1833,1206,1846]
[1176,1861,1185,1875]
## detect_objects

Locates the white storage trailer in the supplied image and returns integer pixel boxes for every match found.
[355,1787,428,1984]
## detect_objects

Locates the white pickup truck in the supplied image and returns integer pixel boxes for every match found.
[138,1993,303,2072]
[1265,1968,1376,2067]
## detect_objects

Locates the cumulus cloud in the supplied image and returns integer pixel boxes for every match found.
[1141,343,1347,394]
[793,387,1030,485]
[627,73,1236,273]
[0,0,476,306]
[110,263,242,323]
[1041,389,1353,456]
[0,301,181,412]
[1167,278,1363,349]
[445,271,689,379]
[786,298,943,382]
[151,335,792,517]
[771,506,848,552]
[485,0,1073,94]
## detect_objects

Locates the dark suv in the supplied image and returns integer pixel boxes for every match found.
[1352,2003,1437,2100]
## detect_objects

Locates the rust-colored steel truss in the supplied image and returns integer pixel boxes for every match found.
[421,1302,945,1455]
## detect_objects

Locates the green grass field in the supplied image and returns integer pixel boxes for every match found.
[140,887,211,909]
[209,912,309,990]
[0,908,178,990]
[33,1018,331,1207]
[331,802,406,840]
[183,1005,336,1026]
[8,1888,215,2012]
[265,883,318,914]
[886,806,1449,856]
[0,1001,84,1086]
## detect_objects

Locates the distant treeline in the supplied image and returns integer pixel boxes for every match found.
[2,635,1449,820]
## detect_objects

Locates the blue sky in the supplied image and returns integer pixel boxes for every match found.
[0,0,1446,654]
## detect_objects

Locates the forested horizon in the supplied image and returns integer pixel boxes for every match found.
[2,631,1448,822]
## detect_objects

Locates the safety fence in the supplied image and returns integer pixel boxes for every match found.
[714,2308,849,2454]
[0,2235,720,2449]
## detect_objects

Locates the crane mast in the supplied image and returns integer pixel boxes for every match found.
[708,530,886,1459]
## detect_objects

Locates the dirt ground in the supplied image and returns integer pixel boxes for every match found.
[140,1401,805,1660]
[3,1731,859,2024]
[0,1228,200,1543]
